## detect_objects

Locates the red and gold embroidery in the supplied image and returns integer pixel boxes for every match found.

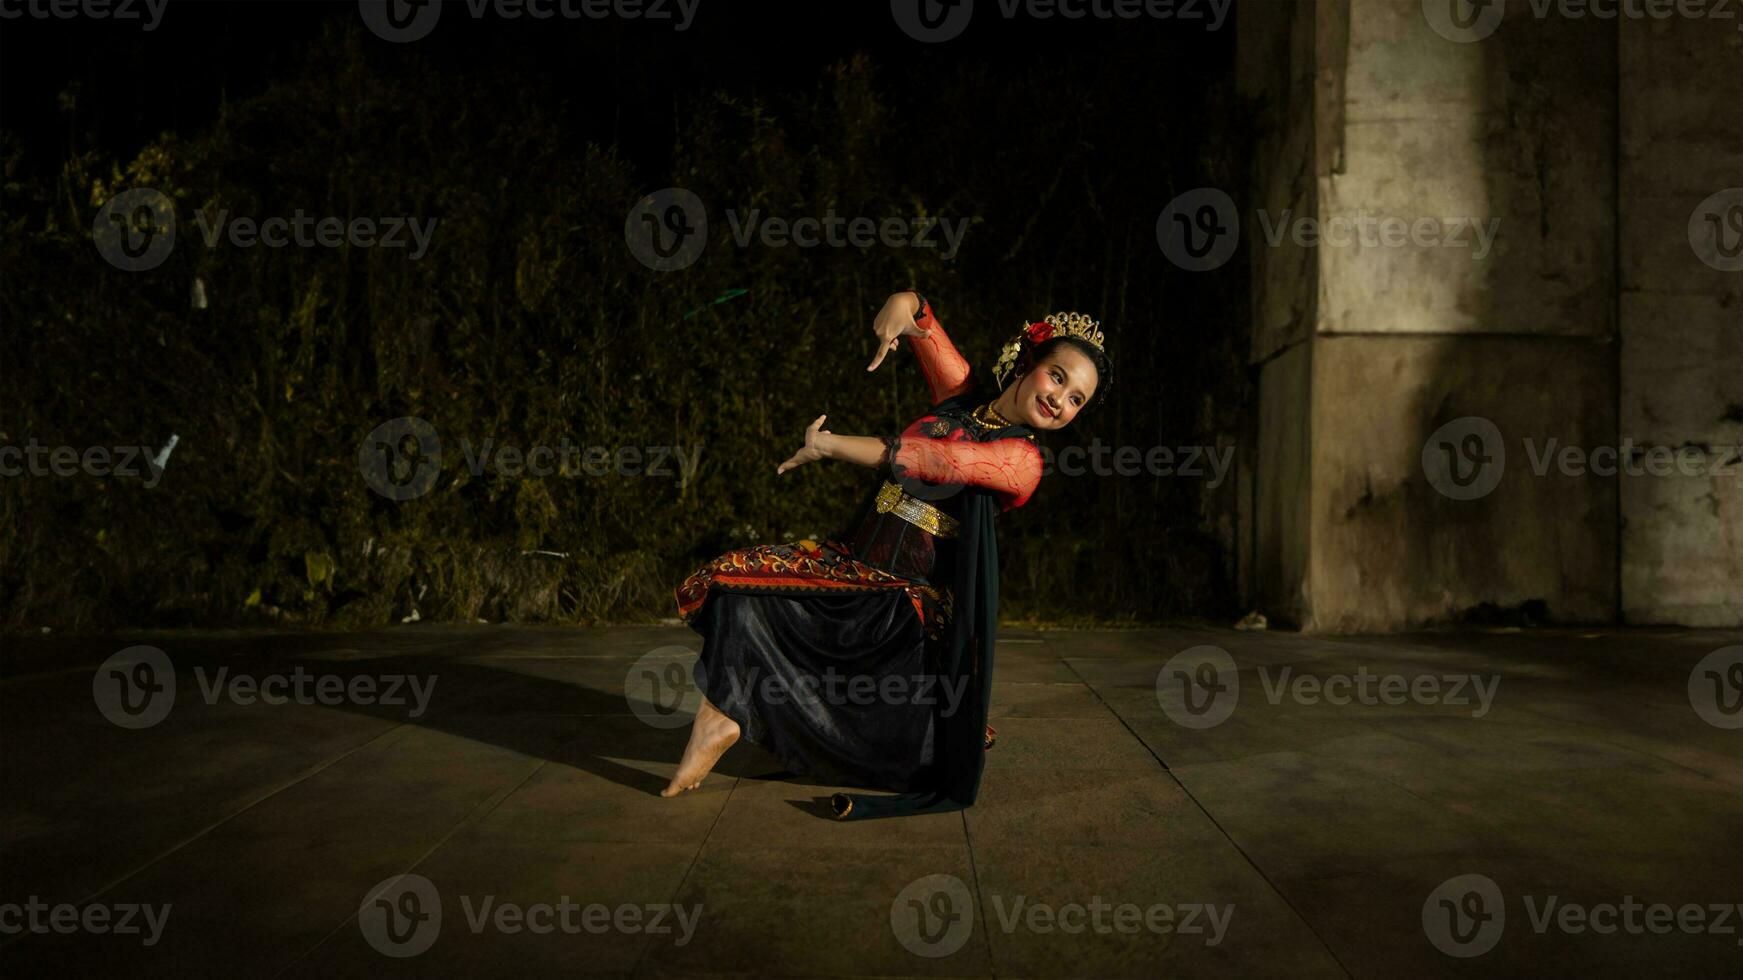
[675,538,950,639]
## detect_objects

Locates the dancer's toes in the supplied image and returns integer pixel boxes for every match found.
[660,705,740,797]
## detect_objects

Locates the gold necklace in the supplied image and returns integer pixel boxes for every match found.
[972,400,1018,429]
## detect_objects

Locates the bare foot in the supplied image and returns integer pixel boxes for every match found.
[660,697,740,797]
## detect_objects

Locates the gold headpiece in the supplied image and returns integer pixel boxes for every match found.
[992,311,1105,390]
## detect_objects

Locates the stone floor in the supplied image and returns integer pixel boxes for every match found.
[2,623,1740,977]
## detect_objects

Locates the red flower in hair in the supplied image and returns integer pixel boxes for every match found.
[1026,321,1053,343]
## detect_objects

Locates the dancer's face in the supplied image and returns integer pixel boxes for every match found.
[1015,347,1098,430]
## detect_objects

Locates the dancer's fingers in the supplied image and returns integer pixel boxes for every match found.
[867,333,901,371]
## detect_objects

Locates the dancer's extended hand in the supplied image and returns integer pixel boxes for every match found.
[865,297,931,372]
[776,414,833,475]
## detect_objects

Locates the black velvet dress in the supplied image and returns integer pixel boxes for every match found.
[672,299,1043,819]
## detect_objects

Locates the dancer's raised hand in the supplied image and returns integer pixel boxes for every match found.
[776,414,833,475]
[866,294,931,372]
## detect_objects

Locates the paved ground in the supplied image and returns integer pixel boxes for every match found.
[2,623,1740,977]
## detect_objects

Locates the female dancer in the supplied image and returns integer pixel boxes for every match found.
[667,289,1111,819]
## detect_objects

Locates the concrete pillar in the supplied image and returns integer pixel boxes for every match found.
[1241,0,1621,630]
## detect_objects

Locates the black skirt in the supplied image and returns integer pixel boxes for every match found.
[688,586,942,792]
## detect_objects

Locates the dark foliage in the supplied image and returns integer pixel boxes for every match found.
[0,22,1248,631]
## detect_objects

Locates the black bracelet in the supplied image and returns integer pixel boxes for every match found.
[909,289,928,322]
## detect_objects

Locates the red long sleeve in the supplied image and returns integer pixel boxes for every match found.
[907,298,974,407]
[887,418,1042,512]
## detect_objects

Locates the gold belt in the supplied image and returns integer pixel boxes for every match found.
[874,480,960,539]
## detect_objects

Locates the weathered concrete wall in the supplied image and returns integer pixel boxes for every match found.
[1242,0,1639,631]
[1240,0,1318,625]
[1618,17,1743,626]
[1309,334,1617,630]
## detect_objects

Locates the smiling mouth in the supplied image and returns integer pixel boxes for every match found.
[1035,396,1055,419]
